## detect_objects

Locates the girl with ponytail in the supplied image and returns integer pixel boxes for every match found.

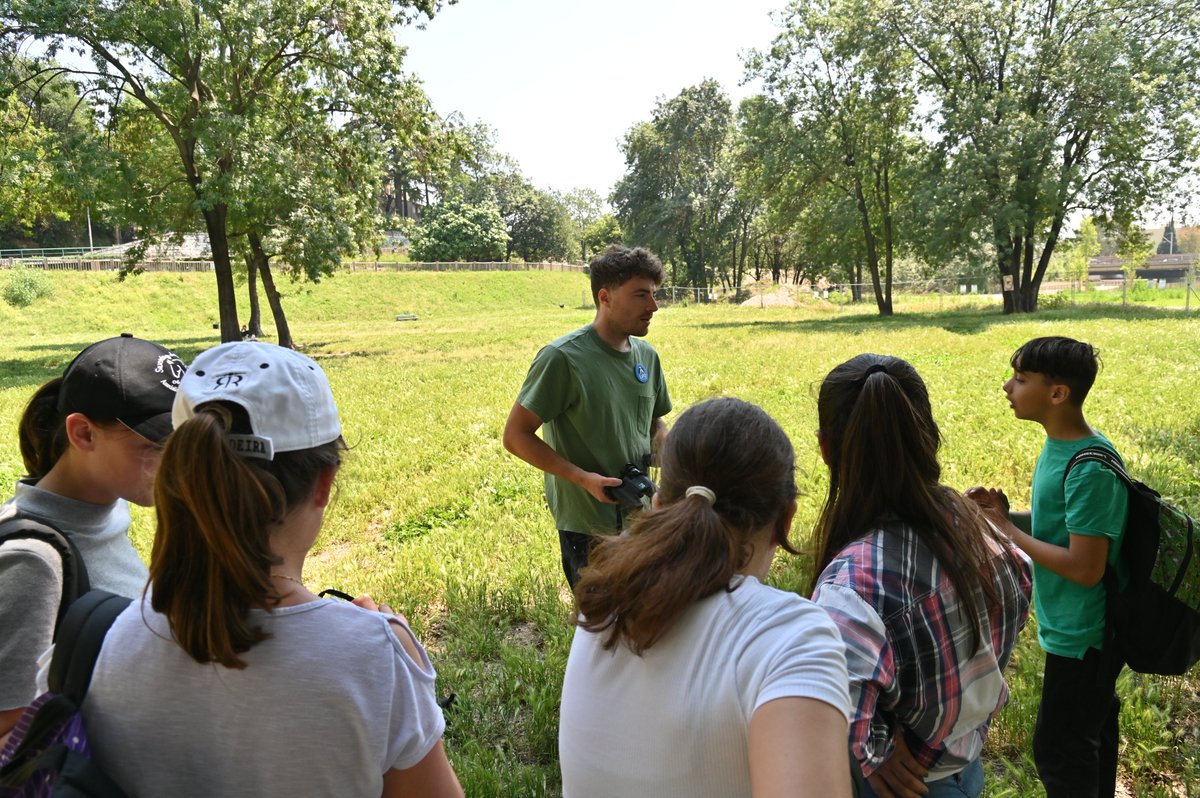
[811,354,1032,798]
[81,342,462,798]
[0,335,184,745]
[560,397,852,798]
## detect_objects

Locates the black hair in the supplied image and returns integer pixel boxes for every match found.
[1009,337,1100,406]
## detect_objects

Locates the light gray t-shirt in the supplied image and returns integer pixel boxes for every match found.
[84,596,447,798]
[0,480,146,709]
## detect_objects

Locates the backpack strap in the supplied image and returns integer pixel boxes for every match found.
[49,590,132,700]
[1065,446,1132,672]
[0,513,92,640]
[1064,446,1134,489]
[0,591,131,795]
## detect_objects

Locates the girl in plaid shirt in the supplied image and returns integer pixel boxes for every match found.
[810,354,1032,798]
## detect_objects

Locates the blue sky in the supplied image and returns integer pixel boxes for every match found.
[400,0,784,201]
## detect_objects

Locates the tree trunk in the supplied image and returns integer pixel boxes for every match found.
[249,231,293,349]
[201,205,241,341]
[852,175,890,316]
[244,250,264,338]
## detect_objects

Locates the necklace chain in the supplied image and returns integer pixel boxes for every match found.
[270,573,305,588]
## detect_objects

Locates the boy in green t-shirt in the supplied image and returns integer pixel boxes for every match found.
[968,336,1127,798]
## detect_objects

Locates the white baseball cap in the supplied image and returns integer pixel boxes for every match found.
[173,342,341,459]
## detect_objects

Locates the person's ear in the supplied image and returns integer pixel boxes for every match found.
[651,491,663,509]
[597,286,611,309]
[817,431,832,466]
[64,413,98,452]
[312,466,338,509]
[1050,383,1070,405]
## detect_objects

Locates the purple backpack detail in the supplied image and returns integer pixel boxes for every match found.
[0,591,129,797]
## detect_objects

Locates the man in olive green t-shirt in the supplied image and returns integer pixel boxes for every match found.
[503,246,671,588]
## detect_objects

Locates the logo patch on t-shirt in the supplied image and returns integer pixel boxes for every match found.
[634,363,649,383]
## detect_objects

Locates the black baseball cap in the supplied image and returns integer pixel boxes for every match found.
[57,334,187,443]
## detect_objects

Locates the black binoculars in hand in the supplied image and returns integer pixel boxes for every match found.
[604,463,657,508]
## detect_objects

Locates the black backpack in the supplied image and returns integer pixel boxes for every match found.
[1065,447,1200,675]
[0,590,131,797]
[0,515,90,638]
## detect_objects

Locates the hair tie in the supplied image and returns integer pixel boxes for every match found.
[685,486,716,505]
[864,363,889,378]
[202,403,235,431]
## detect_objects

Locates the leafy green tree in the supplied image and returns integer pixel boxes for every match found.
[1116,224,1155,295]
[882,0,1200,313]
[1065,217,1102,289]
[746,0,920,315]
[581,213,623,260]
[0,57,101,244]
[3,0,440,341]
[562,188,604,263]
[613,80,737,290]
[409,197,507,262]
[507,189,575,263]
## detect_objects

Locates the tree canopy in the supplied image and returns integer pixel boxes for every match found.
[3,0,442,341]
[408,196,507,262]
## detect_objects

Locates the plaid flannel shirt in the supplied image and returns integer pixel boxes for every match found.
[812,521,1032,778]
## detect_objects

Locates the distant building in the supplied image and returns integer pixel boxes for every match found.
[1089,252,1198,282]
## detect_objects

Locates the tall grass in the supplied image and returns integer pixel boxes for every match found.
[1,270,1197,796]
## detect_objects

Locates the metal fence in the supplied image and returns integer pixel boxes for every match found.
[0,257,213,272]
[0,256,586,274]
[345,261,586,273]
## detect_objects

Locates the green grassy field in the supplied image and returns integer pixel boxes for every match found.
[1,269,1198,796]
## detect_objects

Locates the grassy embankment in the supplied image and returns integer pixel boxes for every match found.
[0,268,1196,796]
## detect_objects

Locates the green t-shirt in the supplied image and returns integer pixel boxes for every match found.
[516,325,671,535]
[1030,432,1128,658]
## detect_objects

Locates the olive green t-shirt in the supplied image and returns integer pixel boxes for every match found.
[517,325,671,535]
[1030,433,1128,658]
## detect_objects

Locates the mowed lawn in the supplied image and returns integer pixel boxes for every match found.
[1,269,1197,796]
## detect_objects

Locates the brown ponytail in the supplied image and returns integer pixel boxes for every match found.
[575,397,798,654]
[18,378,69,479]
[149,403,343,668]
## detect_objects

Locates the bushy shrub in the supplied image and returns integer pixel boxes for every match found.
[2,266,54,308]
[409,198,508,262]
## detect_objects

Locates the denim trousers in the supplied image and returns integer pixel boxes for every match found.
[1033,647,1123,798]
[862,757,985,798]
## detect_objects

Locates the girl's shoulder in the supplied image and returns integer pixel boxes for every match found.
[262,599,435,676]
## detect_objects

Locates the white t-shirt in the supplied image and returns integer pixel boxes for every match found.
[559,575,850,798]
[84,596,446,798]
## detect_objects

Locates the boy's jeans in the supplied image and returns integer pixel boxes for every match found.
[1033,647,1123,798]
[862,758,984,798]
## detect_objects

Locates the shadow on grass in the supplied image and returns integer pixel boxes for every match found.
[0,335,223,391]
[696,303,1195,336]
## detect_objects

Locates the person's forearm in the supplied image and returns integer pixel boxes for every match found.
[1001,520,1105,586]
[505,429,591,486]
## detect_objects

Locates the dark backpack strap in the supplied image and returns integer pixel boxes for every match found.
[1066,447,1134,673]
[0,514,92,639]
[1064,446,1135,489]
[36,744,128,798]
[0,592,130,793]
[49,590,132,701]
